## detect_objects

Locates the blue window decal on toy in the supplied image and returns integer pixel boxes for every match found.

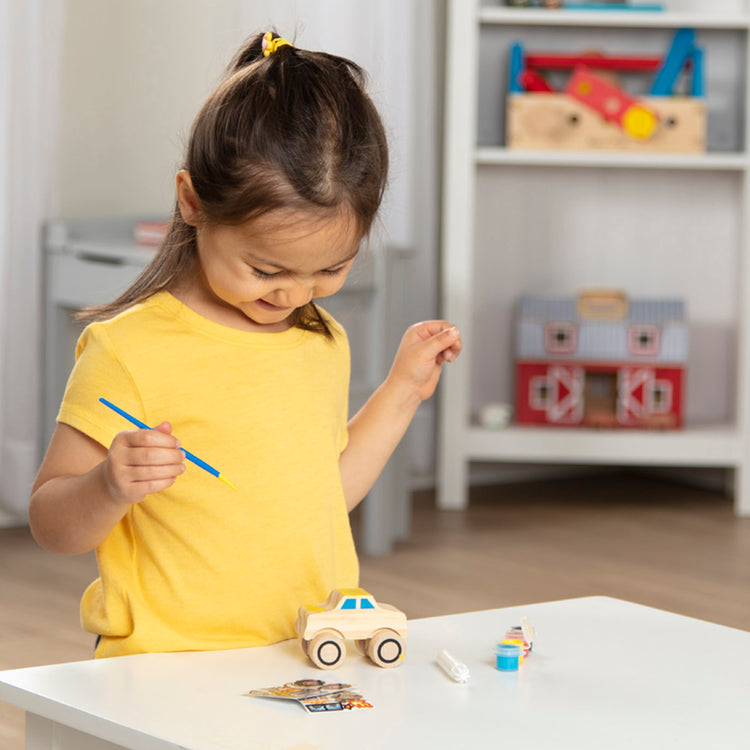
[341,598,356,610]
[360,599,375,609]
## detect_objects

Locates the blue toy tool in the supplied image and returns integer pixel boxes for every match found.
[509,41,525,94]
[99,397,237,489]
[690,46,705,97]
[650,29,696,96]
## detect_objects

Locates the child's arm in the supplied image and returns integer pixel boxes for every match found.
[29,422,185,555]
[339,321,462,511]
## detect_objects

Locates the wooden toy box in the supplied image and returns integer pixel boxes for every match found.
[506,93,706,153]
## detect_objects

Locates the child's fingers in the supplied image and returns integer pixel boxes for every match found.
[131,425,180,446]
[123,476,183,498]
[106,427,185,502]
[126,463,187,483]
[115,426,181,450]
[126,426,184,468]
[111,435,184,474]
[437,348,458,365]
[420,324,462,362]
[409,320,458,341]
[105,462,184,503]
[123,446,186,468]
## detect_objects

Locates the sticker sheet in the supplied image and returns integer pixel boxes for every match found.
[248,679,373,713]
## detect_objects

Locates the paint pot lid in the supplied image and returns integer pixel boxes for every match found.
[494,643,522,656]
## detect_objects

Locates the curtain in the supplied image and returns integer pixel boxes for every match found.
[0,0,65,524]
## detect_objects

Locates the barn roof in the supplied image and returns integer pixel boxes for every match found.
[515,295,688,363]
[517,296,685,324]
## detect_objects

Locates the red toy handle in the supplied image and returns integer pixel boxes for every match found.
[564,66,658,140]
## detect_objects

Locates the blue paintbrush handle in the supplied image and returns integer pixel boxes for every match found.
[179,448,219,478]
[99,397,227,484]
[99,398,150,429]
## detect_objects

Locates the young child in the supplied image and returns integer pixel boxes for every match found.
[29,31,461,658]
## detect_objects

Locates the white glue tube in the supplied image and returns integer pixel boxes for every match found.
[437,650,470,683]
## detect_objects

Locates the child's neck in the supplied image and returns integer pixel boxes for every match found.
[169,282,293,333]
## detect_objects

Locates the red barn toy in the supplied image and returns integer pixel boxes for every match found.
[514,290,687,429]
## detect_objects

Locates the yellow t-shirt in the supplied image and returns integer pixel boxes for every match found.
[58,291,358,658]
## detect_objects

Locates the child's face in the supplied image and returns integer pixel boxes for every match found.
[189,209,361,332]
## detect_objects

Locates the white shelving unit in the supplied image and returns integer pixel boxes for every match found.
[438,0,750,514]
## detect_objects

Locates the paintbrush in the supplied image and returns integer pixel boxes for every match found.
[99,397,237,490]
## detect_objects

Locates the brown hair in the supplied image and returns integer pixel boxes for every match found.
[79,30,389,337]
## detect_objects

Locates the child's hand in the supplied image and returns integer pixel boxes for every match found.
[388,321,463,404]
[103,422,186,505]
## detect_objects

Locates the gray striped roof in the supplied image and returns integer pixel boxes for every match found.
[516,296,688,363]
[518,296,685,324]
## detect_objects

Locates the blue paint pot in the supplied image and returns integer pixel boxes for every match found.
[494,643,522,671]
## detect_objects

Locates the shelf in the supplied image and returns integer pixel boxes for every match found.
[440,0,750,516]
[476,147,750,170]
[466,424,742,467]
[479,7,750,30]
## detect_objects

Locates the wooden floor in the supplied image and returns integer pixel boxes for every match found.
[2,471,749,749]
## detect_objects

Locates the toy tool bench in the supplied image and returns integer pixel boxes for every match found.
[506,29,706,152]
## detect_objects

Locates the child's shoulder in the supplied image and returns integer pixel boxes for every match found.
[315,306,346,335]
[104,293,163,322]
[79,292,175,349]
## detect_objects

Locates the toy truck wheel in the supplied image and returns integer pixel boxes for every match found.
[354,639,368,655]
[308,630,346,670]
[367,629,405,668]
[299,638,310,657]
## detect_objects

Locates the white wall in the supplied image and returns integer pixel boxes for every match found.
[57,0,245,217]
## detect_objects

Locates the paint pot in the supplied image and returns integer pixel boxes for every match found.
[502,637,529,659]
[494,643,522,671]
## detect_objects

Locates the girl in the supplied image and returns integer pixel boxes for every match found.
[29,31,461,658]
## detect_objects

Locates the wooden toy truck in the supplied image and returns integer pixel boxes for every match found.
[295,588,408,670]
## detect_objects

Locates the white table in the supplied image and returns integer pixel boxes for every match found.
[1,596,748,749]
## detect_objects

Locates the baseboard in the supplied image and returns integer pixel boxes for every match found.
[634,466,730,494]
[409,463,730,496]
[409,463,605,492]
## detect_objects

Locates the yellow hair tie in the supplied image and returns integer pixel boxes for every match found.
[262,32,292,57]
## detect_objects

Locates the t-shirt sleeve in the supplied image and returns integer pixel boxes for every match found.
[57,323,144,449]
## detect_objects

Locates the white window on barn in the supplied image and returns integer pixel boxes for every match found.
[628,324,660,356]
[544,322,577,354]
[648,380,673,414]
[529,376,552,410]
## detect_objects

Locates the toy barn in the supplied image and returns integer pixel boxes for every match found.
[514,291,687,429]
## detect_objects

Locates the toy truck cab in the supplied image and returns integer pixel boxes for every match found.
[295,588,408,670]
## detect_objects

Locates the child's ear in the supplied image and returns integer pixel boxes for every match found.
[176,170,201,226]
